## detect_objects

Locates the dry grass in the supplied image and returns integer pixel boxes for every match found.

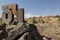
[26,16,60,39]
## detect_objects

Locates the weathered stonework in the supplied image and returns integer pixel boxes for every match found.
[1,4,60,40]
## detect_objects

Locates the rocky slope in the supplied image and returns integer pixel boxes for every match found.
[0,15,60,40]
[26,15,60,40]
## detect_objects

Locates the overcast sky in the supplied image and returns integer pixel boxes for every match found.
[0,0,60,18]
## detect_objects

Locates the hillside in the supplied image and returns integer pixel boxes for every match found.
[26,15,60,24]
[0,15,60,40]
[26,15,60,40]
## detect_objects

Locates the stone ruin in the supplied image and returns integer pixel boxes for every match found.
[0,4,54,40]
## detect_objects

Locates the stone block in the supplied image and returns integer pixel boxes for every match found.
[17,8,24,23]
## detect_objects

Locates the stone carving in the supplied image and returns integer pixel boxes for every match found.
[0,4,52,40]
[2,9,14,25]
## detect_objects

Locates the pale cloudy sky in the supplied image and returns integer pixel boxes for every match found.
[0,0,60,18]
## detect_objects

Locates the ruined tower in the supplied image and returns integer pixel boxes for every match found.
[2,4,24,25]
